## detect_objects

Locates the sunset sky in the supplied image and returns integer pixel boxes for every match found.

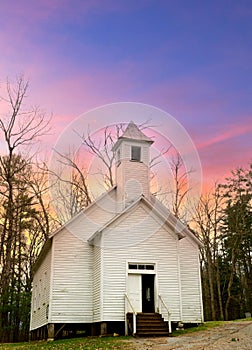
[1,0,252,191]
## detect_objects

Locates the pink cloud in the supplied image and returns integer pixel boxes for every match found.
[196,120,252,149]
[138,77,252,190]
[198,128,252,191]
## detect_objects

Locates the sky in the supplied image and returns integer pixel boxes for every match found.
[1,0,252,192]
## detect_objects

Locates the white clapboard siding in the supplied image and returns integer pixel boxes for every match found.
[124,160,150,201]
[93,245,102,322]
[30,242,52,330]
[100,203,181,322]
[116,140,151,203]
[51,229,93,323]
[49,190,117,323]
[179,237,204,322]
[30,189,117,326]
[49,189,117,323]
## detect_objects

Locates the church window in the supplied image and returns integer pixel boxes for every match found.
[131,146,141,161]
[128,263,154,270]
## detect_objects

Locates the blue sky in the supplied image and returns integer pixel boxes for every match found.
[0,0,251,188]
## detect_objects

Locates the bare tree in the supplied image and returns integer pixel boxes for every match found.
[79,121,158,189]
[171,152,193,218]
[0,76,50,342]
[49,149,92,223]
[192,184,224,320]
[157,150,195,222]
[52,122,173,221]
[49,124,126,223]
[80,124,124,188]
[53,121,195,226]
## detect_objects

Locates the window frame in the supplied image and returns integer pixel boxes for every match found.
[128,263,155,271]
[131,145,141,162]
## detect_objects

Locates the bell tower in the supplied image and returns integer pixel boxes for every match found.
[113,121,154,207]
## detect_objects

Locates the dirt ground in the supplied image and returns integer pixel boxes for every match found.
[128,321,252,350]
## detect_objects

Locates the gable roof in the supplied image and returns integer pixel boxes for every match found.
[88,194,202,247]
[49,185,117,239]
[149,194,203,246]
[33,186,117,272]
[32,238,52,273]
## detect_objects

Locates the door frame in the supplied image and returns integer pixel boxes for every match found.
[126,261,158,313]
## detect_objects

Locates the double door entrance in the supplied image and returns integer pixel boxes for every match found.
[127,273,155,313]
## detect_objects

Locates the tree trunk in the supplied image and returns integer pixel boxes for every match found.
[216,256,224,320]
[225,246,236,320]
[206,249,216,320]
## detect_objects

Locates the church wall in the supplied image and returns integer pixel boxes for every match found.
[49,190,117,324]
[50,229,93,323]
[100,203,182,323]
[30,189,118,331]
[93,245,102,322]
[179,237,204,322]
[30,242,52,331]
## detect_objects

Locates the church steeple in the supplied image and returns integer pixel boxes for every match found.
[113,122,154,207]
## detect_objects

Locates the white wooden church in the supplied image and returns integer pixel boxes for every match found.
[30,122,203,340]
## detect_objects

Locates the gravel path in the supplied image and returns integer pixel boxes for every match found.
[129,321,252,350]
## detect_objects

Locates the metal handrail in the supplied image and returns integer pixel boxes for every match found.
[158,294,172,334]
[125,293,137,335]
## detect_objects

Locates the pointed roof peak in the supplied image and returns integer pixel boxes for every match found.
[119,121,154,143]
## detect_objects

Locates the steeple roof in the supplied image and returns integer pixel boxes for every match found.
[112,121,154,152]
[119,121,154,143]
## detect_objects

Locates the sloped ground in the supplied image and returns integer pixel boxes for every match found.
[0,321,251,349]
[129,321,252,350]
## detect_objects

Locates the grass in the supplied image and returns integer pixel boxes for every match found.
[233,317,252,322]
[172,321,225,336]
[0,336,136,350]
[172,318,252,336]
